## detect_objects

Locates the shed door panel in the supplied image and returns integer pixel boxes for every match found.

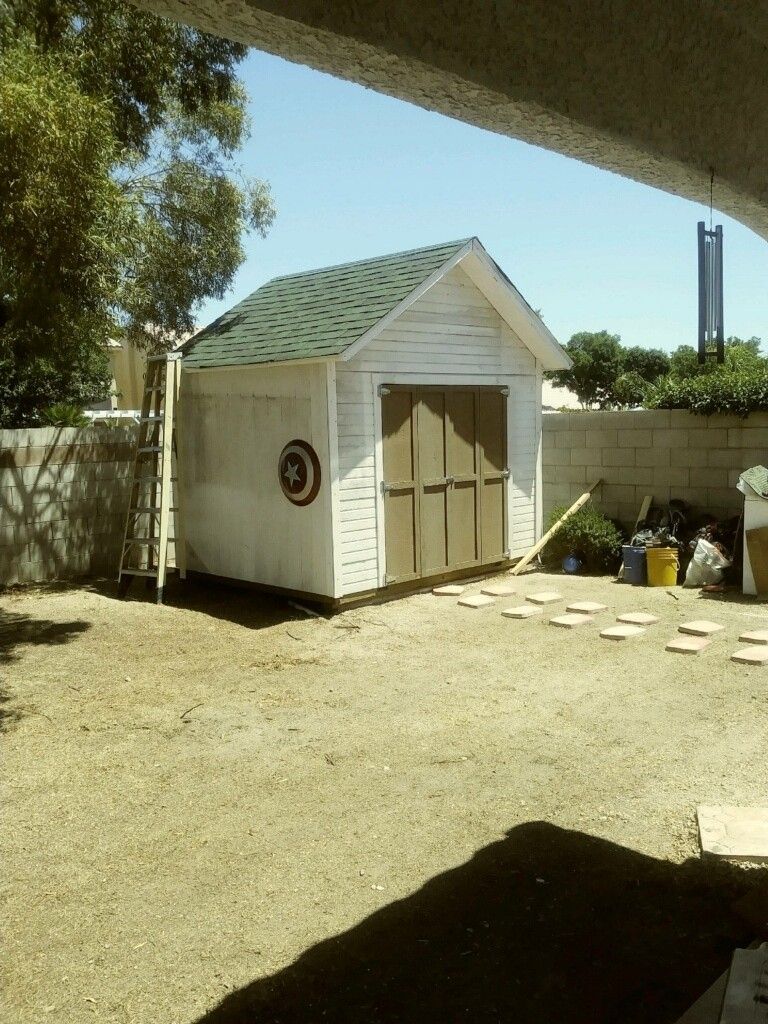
[478,391,507,563]
[445,389,480,569]
[381,385,507,586]
[381,389,419,582]
[418,390,449,576]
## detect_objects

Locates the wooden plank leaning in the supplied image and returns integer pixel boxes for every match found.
[509,480,602,576]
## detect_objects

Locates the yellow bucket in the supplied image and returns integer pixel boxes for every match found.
[646,546,679,587]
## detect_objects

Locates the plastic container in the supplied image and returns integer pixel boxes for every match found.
[646,546,679,587]
[621,545,647,585]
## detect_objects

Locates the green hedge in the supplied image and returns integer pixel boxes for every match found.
[644,368,768,417]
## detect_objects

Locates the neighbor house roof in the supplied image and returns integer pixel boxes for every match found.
[182,238,571,371]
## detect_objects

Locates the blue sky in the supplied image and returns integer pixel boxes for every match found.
[197,49,768,353]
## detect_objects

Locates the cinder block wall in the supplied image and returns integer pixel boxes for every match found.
[0,424,138,586]
[542,409,767,528]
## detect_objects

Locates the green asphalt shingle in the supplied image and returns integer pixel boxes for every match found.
[182,239,472,369]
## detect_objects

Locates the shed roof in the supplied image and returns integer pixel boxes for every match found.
[183,237,571,371]
[183,239,470,369]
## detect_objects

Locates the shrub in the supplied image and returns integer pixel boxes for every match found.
[644,367,768,417]
[544,502,624,571]
[38,403,89,427]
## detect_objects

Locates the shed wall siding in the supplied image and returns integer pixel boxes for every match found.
[179,363,334,596]
[335,266,540,594]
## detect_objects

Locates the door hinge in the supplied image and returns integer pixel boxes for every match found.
[502,468,511,479]
[378,385,391,396]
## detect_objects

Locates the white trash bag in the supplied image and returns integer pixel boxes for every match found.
[683,537,732,588]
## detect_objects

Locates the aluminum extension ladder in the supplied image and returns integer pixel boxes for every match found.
[117,353,186,604]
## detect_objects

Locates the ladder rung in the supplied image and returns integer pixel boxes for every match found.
[124,537,175,545]
[119,568,158,578]
[130,507,178,514]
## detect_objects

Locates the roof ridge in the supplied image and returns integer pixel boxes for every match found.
[267,237,474,285]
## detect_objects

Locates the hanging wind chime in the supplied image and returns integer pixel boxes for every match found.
[697,171,724,364]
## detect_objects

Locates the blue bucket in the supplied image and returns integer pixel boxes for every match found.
[622,545,647,585]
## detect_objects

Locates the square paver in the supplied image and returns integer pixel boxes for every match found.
[678,620,725,637]
[666,635,711,654]
[566,601,607,614]
[525,592,563,605]
[616,612,660,626]
[697,805,768,862]
[550,613,594,629]
[600,624,646,640]
[457,594,496,609]
[732,646,768,665]
[480,583,517,597]
[501,605,542,619]
[738,629,768,645]
[433,584,465,596]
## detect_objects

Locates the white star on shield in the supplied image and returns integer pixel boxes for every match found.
[283,459,301,487]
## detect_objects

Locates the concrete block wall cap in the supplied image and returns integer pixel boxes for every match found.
[678,620,725,636]
[665,635,712,653]
[616,612,660,625]
[566,601,607,613]
[525,591,563,605]
[732,647,768,664]
[457,593,496,608]
[549,613,594,628]
[501,605,542,618]
[600,624,646,639]
[738,629,768,644]
[480,582,516,597]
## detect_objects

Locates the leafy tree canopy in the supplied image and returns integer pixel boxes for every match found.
[545,331,670,409]
[0,0,275,425]
[669,336,765,378]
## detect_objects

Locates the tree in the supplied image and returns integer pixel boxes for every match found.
[0,40,130,424]
[0,0,275,424]
[622,346,670,381]
[546,331,625,408]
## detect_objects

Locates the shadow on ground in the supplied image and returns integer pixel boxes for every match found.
[91,574,318,631]
[196,822,762,1024]
[0,603,90,730]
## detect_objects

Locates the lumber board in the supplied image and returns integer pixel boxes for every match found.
[510,480,601,576]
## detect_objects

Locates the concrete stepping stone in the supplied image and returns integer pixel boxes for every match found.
[666,635,711,654]
[697,805,768,861]
[433,584,465,596]
[678,620,725,637]
[600,624,646,640]
[732,646,768,665]
[481,582,516,597]
[457,593,496,609]
[501,605,542,619]
[616,611,659,626]
[525,592,563,605]
[550,613,594,629]
[566,601,607,614]
[738,629,768,645]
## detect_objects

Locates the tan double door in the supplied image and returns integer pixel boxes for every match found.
[381,385,508,585]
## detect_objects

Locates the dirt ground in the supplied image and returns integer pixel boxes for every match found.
[2,570,768,1024]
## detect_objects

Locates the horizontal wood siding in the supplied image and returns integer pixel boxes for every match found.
[335,266,539,594]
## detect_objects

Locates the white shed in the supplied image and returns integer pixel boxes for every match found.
[179,238,570,605]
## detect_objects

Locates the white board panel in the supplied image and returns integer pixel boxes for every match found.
[334,265,540,595]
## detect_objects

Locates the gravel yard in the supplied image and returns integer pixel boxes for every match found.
[2,571,767,1024]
